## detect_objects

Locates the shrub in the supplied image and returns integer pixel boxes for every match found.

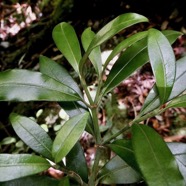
[0,13,186,185]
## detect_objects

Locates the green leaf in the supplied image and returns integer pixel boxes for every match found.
[0,154,51,182]
[165,94,186,109]
[52,112,89,163]
[52,22,82,73]
[66,142,88,183]
[0,69,81,102]
[141,55,186,115]
[148,28,176,104]
[88,13,148,51]
[168,142,186,182]
[81,28,102,76]
[59,177,70,186]
[0,175,60,186]
[103,31,148,67]
[39,55,82,96]
[103,30,181,96]
[59,101,88,118]
[98,155,141,184]
[0,137,16,145]
[80,13,148,71]
[102,37,148,95]
[108,139,139,172]
[9,113,53,160]
[162,30,183,44]
[59,101,94,135]
[132,124,185,186]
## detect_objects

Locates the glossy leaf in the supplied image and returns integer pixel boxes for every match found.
[0,154,51,182]
[39,55,82,96]
[102,30,180,95]
[98,155,141,184]
[108,139,139,172]
[59,101,88,118]
[148,28,176,104]
[168,142,186,182]
[132,124,185,186]
[0,175,60,186]
[104,31,148,68]
[52,22,82,73]
[162,30,183,44]
[88,13,148,51]
[81,28,102,76]
[0,69,81,102]
[140,55,186,115]
[66,142,88,183]
[10,113,53,160]
[102,37,148,95]
[59,101,94,135]
[52,112,89,163]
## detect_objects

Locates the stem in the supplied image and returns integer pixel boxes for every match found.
[88,147,102,186]
[102,107,165,145]
[102,125,130,145]
[133,107,164,123]
[57,164,87,186]
[80,75,94,105]
[91,107,102,144]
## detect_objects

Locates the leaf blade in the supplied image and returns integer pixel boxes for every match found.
[52,22,82,73]
[168,142,186,182]
[81,28,102,76]
[52,112,89,163]
[102,37,148,95]
[0,175,60,186]
[165,94,186,109]
[98,155,141,184]
[108,139,139,172]
[0,154,50,182]
[140,55,186,115]
[148,28,176,103]
[132,124,185,186]
[0,69,81,102]
[10,113,53,160]
[66,142,88,183]
[88,13,148,51]
[39,55,82,96]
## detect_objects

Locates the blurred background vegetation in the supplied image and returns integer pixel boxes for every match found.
[0,0,186,159]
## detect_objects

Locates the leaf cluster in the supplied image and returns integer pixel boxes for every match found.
[0,13,186,185]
